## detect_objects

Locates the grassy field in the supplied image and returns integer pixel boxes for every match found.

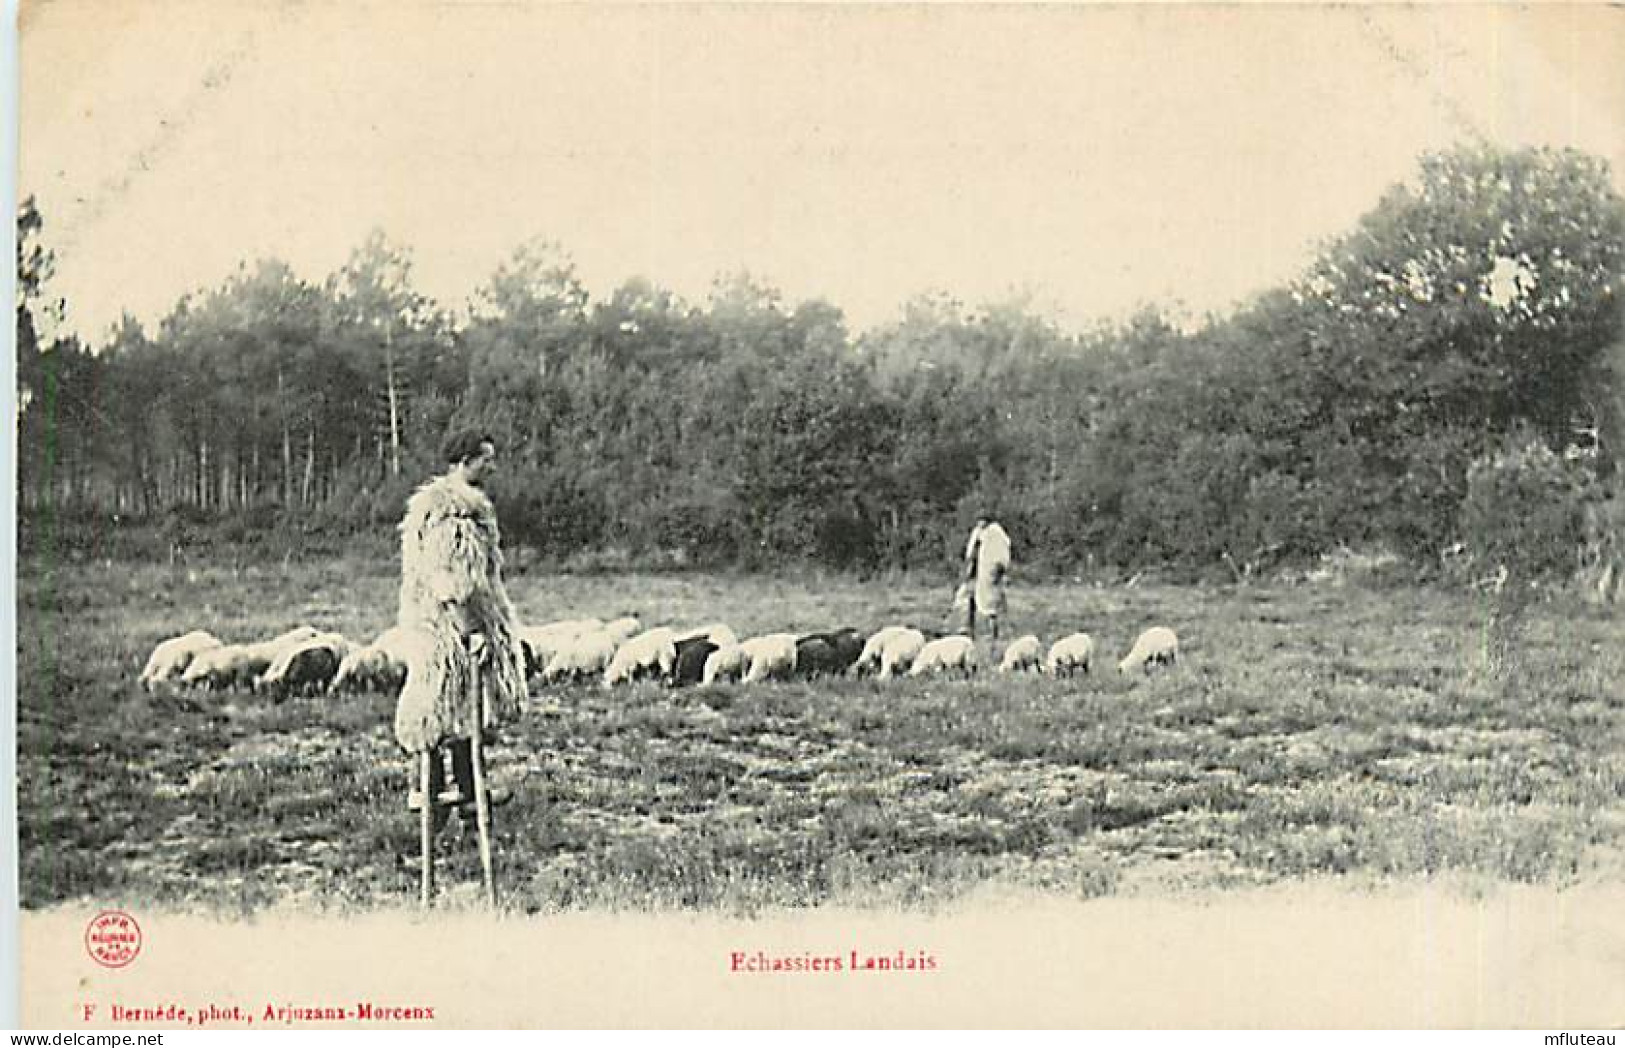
[16,552,1625,915]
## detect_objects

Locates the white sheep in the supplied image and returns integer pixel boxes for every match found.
[329,625,428,694]
[701,643,751,685]
[519,618,604,673]
[177,625,319,689]
[604,627,678,686]
[543,629,619,684]
[853,626,927,680]
[179,644,265,690]
[600,617,643,645]
[673,622,739,649]
[1118,626,1179,675]
[998,635,1043,674]
[909,635,979,678]
[240,625,322,667]
[245,626,321,664]
[329,643,396,695]
[740,633,799,684]
[138,630,222,690]
[258,632,354,696]
[1045,633,1096,677]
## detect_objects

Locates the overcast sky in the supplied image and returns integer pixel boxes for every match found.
[18,3,1625,345]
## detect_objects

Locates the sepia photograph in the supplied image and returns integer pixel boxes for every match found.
[10,0,1625,1030]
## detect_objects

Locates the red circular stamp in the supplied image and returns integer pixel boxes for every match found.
[85,911,142,969]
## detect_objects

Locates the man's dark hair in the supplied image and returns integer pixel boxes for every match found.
[442,429,496,466]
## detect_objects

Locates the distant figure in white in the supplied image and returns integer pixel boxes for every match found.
[962,516,1012,641]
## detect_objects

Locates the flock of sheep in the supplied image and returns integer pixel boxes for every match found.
[137,625,390,696]
[137,615,1182,698]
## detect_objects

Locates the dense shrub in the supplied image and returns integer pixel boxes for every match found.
[1460,435,1596,581]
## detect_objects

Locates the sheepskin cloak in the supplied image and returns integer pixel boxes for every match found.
[392,471,525,754]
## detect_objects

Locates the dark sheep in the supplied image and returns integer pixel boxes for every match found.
[825,628,865,672]
[262,646,342,699]
[794,637,839,679]
[795,627,864,679]
[671,637,719,687]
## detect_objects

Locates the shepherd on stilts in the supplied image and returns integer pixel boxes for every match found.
[394,430,526,908]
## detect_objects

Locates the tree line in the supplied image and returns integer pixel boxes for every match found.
[16,144,1625,586]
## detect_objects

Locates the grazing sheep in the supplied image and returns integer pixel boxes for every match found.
[1118,623,1183,675]
[909,635,980,678]
[600,617,643,646]
[1118,626,1180,675]
[701,643,751,685]
[177,625,320,690]
[998,634,1044,674]
[519,618,604,674]
[671,637,719,687]
[823,627,867,673]
[179,645,270,690]
[330,644,399,695]
[542,629,620,684]
[794,636,838,680]
[265,644,346,697]
[258,632,353,697]
[795,627,864,679]
[329,625,428,695]
[1044,633,1096,677]
[853,626,927,680]
[851,628,892,676]
[139,630,222,690]
[741,633,800,684]
[605,627,678,686]
[673,622,739,649]
[249,626,321,660]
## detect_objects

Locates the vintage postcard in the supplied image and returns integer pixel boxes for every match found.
[11,1,1625,1029]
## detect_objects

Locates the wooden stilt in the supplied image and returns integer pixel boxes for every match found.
[418,748,435,908]
[470,655,497,908]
